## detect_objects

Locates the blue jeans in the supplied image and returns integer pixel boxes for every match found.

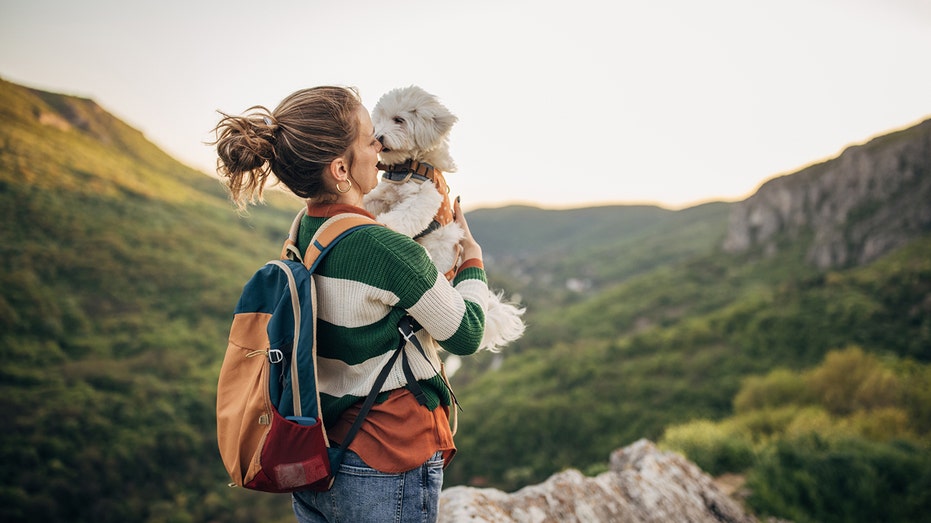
[292,450,444,523]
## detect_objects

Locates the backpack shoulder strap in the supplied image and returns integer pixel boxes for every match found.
[302,213,380,271]
[280,208,381,271]
[275,210,381,421]
[280,208,307,261]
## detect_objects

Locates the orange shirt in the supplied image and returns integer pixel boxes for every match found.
[326,389,456,473]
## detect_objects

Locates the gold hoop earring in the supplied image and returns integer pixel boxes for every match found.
[336,179,352,194]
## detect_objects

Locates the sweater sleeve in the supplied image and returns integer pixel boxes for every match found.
[366,228,487,356]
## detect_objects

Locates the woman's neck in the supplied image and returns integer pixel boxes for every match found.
[334,193,364,207]
[305,200,375,219]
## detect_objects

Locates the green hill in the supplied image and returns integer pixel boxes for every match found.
[0,78,300,522]
[1,77,928,522]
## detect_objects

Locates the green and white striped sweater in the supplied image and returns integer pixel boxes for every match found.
[297,212,487,425]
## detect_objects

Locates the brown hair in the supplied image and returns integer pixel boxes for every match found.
[213,86,362,209]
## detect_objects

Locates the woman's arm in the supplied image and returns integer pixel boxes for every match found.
[364,225,487,356]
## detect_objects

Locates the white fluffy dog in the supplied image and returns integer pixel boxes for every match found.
[364,86,525,352]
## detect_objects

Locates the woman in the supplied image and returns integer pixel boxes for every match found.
[214,86,487,522]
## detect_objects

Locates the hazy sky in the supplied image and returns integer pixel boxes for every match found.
[2,0,930,210]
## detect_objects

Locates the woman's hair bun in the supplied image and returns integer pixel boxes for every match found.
[212,107,280,209]
[216,111,277,173]
[212,86,362,210]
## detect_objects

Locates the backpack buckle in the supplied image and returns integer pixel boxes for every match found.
[398,326,416,343]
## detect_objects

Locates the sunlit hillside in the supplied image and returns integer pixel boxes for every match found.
[0,77,301,522]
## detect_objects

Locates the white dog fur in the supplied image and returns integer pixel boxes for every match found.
[364,86,525,352]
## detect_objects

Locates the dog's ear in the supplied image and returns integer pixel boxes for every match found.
[432,110,458,137]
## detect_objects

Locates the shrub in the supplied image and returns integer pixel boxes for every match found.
[805,347,902,415]
[747,434,931,523]
[843,407,914,442]
[660,419,755,475]
[733,368,813,413]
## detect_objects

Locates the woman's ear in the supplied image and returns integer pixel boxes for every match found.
[328,156,349,182]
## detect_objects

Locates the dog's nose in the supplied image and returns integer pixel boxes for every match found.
[376,136,389,152]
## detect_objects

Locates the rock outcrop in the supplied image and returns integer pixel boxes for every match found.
[722,118,931,268]
[439,439,756,523]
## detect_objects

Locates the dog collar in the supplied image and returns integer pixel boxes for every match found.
[378,160,436,184]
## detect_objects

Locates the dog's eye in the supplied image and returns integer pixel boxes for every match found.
[393,117,405,125]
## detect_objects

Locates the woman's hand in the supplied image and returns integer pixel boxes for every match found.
[454,196,483,263]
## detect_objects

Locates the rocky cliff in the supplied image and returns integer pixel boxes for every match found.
[722,118,931,268]
[439,440,757,523]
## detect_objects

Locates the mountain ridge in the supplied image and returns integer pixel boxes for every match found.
[723,117,931,268]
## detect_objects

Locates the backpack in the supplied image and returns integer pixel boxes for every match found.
[216,209,410,493]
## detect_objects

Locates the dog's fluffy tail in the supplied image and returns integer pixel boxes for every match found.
[479,289,526,352]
